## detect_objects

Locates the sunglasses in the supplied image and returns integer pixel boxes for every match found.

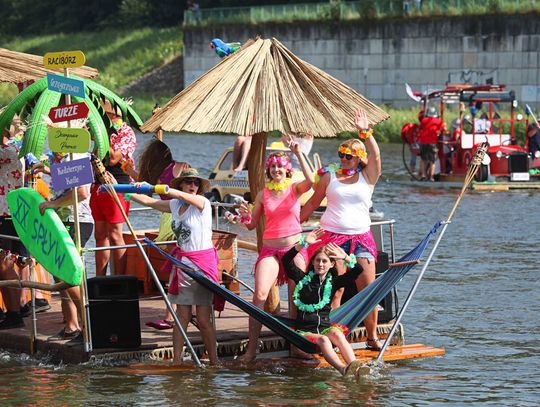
[183,178,201,186]
[338,152,354,160]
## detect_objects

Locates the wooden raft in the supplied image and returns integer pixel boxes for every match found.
[118,344,445,374]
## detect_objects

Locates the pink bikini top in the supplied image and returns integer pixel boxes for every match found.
[263,184,302,240]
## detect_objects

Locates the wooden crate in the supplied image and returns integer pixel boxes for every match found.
[123,229,158,294]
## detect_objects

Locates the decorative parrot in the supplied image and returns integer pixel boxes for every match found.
[0,76,143,160]
[210,38,241,59]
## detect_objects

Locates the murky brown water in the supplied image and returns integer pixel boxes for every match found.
[1,134,539,406]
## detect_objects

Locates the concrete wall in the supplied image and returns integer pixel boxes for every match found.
[183,13,540,108]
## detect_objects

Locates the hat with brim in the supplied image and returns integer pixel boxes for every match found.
[171,168,210,194]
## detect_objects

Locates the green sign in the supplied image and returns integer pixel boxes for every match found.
[48,127,91,153]
[7,188,83,286]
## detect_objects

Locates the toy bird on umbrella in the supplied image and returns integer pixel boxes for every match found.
[209,38,241,58]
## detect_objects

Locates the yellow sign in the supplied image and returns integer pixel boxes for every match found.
[48,127,91,153]
[43,51,86,69]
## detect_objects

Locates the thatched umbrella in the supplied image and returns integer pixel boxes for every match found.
[142,37,389,311]
[0,47,98,84]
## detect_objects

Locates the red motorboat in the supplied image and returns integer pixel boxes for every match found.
[402,84,540,189]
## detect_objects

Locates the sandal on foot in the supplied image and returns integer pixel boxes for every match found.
[146,319,174,330]
[366,337,383,351]
[343,360,364,376]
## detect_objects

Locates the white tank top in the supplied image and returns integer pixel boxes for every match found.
[169,198,213,252]
[320,171,372,234]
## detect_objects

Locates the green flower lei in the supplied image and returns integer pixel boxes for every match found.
[293,272,333,313]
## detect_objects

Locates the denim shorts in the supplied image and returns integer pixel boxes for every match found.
[339,240,375,263]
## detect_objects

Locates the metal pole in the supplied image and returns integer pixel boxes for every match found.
[376,221,449,362]
[63,66,91,353]
[29,260,37,354]
[134,237,202,367]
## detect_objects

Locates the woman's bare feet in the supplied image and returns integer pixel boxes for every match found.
[236,352,256,364]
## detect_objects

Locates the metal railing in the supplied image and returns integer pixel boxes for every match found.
[184,0,539,26]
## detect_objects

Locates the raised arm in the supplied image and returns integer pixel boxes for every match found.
[355,108,381,186]
[282,228,324,281]
[167,188,206,211]
[300,173,329,223]
[130,193,171,212]
[287,135,314,195]
[325,242,362,287]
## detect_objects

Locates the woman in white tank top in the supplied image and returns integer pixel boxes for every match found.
[301,108,383,351]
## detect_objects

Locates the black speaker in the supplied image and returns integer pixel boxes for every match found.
[87,275,141,349]
[341,251,395,324]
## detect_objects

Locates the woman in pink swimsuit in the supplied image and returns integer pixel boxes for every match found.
[232,137,314,362]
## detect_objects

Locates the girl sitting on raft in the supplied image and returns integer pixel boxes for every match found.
[281,228,366,376]
[130,168,218,366]
[227,137,314,362]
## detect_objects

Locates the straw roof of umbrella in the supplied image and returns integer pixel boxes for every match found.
[0,48,98,84]
[142,37,389,137]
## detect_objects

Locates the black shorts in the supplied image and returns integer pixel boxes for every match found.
[0,217,28,257]
[64,222,94,248]
[420,143,438,163]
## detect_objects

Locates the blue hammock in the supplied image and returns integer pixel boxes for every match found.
[330,221,443,327]
[143,221,442,354]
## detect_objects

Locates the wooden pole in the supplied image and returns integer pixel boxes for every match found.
[246,133,280,314]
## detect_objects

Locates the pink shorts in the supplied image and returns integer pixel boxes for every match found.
[90,184,130,224]
[254,244,308,286]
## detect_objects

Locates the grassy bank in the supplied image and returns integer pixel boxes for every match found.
[0,26,183,116]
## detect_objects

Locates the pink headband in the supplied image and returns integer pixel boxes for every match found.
[265,155,293,171]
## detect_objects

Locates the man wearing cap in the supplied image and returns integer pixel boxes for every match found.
[418,107,445,181]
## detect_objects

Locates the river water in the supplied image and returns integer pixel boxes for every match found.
[1,134,539,406]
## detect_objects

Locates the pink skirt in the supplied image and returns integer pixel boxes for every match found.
[254,244,308,286]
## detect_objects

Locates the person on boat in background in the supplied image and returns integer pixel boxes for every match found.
[90,101,135,276]
[300,107,383,351]
[33,152,94,344]
[417,106,445,182]
[129,168,218,366]
[401,110,424,179]
[282,228,367,377]
[125,138,189,330]
[526,115,540,165]
[229,138,314,362]
[232,134,251,171]
[0,127,28,330]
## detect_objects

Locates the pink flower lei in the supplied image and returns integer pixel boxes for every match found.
[265,155,293,171]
